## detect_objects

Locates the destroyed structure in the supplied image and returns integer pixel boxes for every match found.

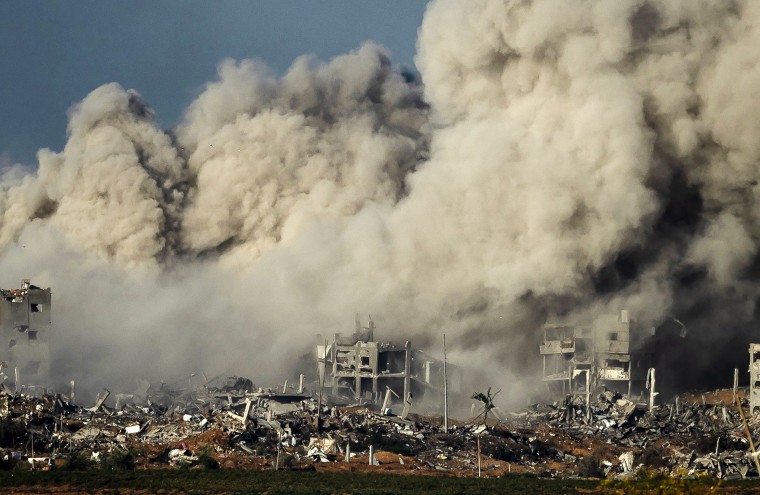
[750,344,760,415]
[540,310,649,398]
[0,279,51,387]
[3,369,760,479]
[316,317,461,412]
[3,302,760,480]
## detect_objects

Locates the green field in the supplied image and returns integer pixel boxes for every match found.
[2,471,760,495]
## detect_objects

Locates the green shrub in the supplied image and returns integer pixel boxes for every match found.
[0,420,25,448]
[639,445,668,469]
[282,454,296,468]
[101,449,136,471]
[577,453,604,478]
[61,450,94,471]
[601,469,723,495]
[197,445,220,469]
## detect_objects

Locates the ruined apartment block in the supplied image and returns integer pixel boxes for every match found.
[0,279,51,386]
[540,310,633,397]
[749,343,760,414]
[317,317,460,410]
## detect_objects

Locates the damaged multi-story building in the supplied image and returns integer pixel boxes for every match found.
[316,317,461,411]
[749,343,760,415]
[0,279,51,387]
[540,310,648,398]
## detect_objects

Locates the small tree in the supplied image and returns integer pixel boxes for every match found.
[61,451,94,471]
[471,387,500,425]
[197,445,220,469]
[101,449,136,471]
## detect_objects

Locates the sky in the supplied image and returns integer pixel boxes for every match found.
[0,1,429,167]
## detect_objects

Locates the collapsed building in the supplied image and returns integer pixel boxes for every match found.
[2,361,760,480]
[3,307,760,479]
[749,344,760,415]
[540,310,650,399]
[0,279,51,388]
[316,317,461,412]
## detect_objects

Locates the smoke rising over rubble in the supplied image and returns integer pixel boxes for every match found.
[1,0,759,401]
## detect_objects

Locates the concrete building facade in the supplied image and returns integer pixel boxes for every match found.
[540,310,634,397]
[0,280,51,386]
[749,343,760,414]
[316,317,460,410]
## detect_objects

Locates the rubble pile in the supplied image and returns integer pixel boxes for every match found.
[519,390,760,479]
[1,381,759,479]
[0,380,561,476]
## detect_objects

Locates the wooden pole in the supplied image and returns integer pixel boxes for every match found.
[585,369,591,422]
[316,339,328,430]
[477,434,481,478]
[443,334,449,433]
[274,431,281,471]
[736,394,760,477]
[734,368,739,404]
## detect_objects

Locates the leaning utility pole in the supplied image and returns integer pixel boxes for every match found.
[443,334,449,433]
[736,394,760,476]
[316,339,328,431]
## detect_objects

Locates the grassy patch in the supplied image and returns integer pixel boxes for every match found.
[0,470,594,494]
[0,470,759,494]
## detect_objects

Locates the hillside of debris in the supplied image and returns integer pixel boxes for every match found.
[1,378,759,480]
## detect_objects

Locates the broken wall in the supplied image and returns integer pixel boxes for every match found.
[0,281,51,386]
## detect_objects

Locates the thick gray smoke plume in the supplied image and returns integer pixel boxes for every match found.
[412,0,760,396]
[1,1,759,403]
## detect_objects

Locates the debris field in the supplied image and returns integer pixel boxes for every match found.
[1,377,759,479]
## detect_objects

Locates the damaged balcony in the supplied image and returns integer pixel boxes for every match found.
[317,317,461,411]
[540,311,635,398]
[0,279,51,389]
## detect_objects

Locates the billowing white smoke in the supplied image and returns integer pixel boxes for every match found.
[0,43,429,397]
[411,0,760,395]
[176,43,427,264]
[1,0,759,403]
